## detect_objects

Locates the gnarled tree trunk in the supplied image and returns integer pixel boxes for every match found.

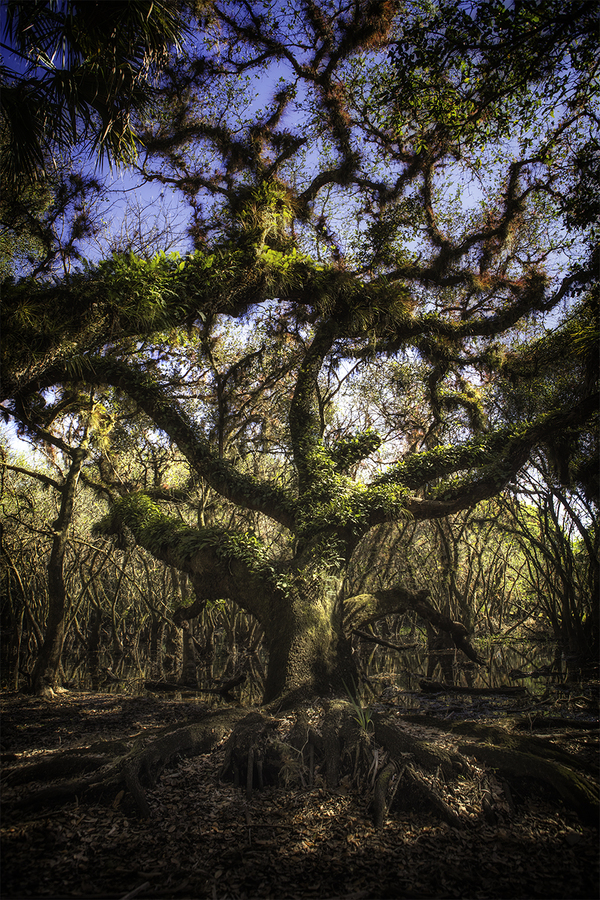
[100,494,485,705]
[260,575,357,705]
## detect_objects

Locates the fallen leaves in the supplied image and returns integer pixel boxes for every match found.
[1,692,598,899]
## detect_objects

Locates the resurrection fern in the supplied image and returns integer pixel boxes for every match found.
[96,492,274,577]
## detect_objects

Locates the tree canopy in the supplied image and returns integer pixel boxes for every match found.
[1,0,598,703]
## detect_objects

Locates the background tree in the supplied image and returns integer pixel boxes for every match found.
[0,0,197,279]
[498,458,599,666]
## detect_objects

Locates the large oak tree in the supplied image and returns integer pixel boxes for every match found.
[2,0,597,703]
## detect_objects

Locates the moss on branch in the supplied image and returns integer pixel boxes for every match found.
[343,588,429,632]
[295,475,410,541]
[328,428,382,472]
[96,492,274,581]
[374,404,596,495]
[344,587,484,664]
[376,433,508,491]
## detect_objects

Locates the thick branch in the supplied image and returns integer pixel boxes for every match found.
[57,356,295,529]
[289,320,337,491]
[353,628,417,652]
[374,393,598,499]
[1,462,62,492]
[344,588,485,664]
[344,586,430,632]
[96,493,272,623]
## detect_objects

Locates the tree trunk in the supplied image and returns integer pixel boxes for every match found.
[13,606,24,690]
[149,616,165,680]
[180,623,198,687]
[163,622,182,677]
[261,575,358,705]
[425,622,455,684]
[88,607,103,691]
[32,447,87,696]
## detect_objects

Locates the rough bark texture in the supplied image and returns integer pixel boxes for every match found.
[344,587,485,665]
[457,742,599,825]
[260,581,358,705]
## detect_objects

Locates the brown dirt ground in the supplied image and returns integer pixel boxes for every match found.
[1,691,598,900]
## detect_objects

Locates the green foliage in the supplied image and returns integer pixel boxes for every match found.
[293,433,411,539]
[329,429,382,472]
[94,251,187,327]
[379,439,490,490]
[1,0,191,180]
[0,176,53,279]
[359,198,423,271]
[438,384,486,433]
[99,492,275,580]
[379,0,598,155]
[229,180,295,251]
[343,679,373,733]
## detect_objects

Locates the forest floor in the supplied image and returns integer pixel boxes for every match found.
[1,690,598,900]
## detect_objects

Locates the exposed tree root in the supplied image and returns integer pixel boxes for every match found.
[385,714,599,825]
[219,711,281,789]
[395,763,463,828]
[370,712,469,826]
[419,679,527,697]
[3,708,248,818]
[3,700,597,830]
[372,760,398,828]
[4,741,128,786]
[218,701,476,827]
[457,742,599,825]
[372,713,467,775]
[513,716,599,731]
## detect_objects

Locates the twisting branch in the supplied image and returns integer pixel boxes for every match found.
[32,356,296,529]
[344,587,485,664]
